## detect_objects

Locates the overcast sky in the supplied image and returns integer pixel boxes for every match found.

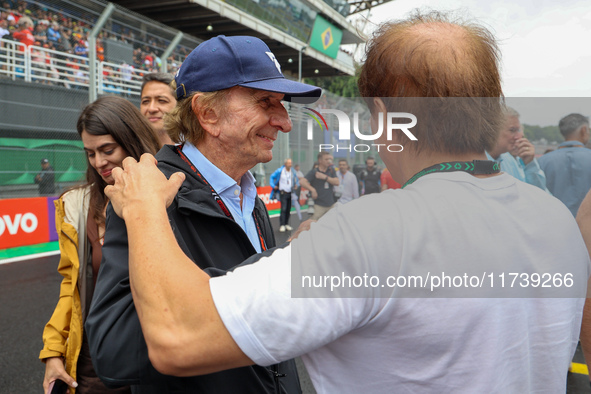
[360,0,591,125]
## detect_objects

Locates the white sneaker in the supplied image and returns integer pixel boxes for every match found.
[279,225,286,232]
[285,225,293,231]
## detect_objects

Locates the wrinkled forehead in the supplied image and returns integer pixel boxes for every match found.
[505,115,521,131]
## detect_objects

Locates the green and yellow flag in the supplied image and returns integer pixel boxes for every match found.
[309,15,343,59]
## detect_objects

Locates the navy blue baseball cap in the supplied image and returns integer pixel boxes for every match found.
[175,35,321,102]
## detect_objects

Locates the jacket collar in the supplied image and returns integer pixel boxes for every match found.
[558,140,584,148]
[156,145,267,219]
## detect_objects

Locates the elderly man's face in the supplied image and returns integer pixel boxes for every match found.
[495,115,522,156]
[217,87,291,166]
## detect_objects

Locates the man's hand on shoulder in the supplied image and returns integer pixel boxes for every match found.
[288,219,315,241]
[105,153,185,220]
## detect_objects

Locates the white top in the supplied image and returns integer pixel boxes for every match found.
[279,168,292,193]
[336,170,359,204]
[211,172,589,393]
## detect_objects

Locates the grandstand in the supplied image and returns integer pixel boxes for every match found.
[0,0,385,197]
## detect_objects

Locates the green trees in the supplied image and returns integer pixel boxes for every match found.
[523,124,563,143]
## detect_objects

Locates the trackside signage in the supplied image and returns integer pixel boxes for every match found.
[256,186,307,211]
[0,191,298,252]
[0,197,50,249]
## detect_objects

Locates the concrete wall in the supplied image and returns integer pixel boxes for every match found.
[0,79,85,138]
[0,78,140,139]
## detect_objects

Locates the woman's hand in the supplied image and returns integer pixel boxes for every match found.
[43,357,77,394]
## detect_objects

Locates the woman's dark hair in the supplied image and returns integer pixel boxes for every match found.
[75,96,161,227]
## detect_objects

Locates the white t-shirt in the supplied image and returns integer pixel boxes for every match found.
[279,168,292,193]
[211,172,589,393]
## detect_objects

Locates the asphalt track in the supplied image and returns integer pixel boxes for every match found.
[0,212,589,393]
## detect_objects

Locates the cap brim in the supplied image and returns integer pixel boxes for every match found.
[239,78,322,103]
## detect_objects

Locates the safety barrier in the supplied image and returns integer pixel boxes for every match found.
[0,188,308,251]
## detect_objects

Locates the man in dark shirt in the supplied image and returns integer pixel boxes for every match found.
[300,151,339,220]
[359,156,381,195]
[35,158,55,196]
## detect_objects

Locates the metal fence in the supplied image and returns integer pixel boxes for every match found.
[0,39,145,94]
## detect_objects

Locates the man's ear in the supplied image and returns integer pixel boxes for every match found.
[373,97,387,114]
[370,98,387,131]
[370,98,399,143]
[192,94,221,137]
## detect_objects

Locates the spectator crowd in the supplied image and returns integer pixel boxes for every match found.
[0,0,189,88]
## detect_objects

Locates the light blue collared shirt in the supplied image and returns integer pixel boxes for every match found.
[538,141,591,217]
[486,151,549,193]
[182,142,262,252]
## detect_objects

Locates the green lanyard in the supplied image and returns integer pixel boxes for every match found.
[402,160,500,189]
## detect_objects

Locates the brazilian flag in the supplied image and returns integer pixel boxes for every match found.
[309,15,343,59]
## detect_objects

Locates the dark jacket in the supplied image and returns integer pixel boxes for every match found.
[85,145,301,393]
[35,165,55,196]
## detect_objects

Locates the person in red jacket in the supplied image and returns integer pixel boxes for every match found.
[12,16,34,49]
[380,168,401,191]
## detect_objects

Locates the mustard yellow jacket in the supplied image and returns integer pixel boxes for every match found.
[39,187,91,391]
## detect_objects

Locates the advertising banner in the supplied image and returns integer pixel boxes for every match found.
[257,186,307,212]
[257,186,281,211]
[0,191,307,251]
[0,197,50,249]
